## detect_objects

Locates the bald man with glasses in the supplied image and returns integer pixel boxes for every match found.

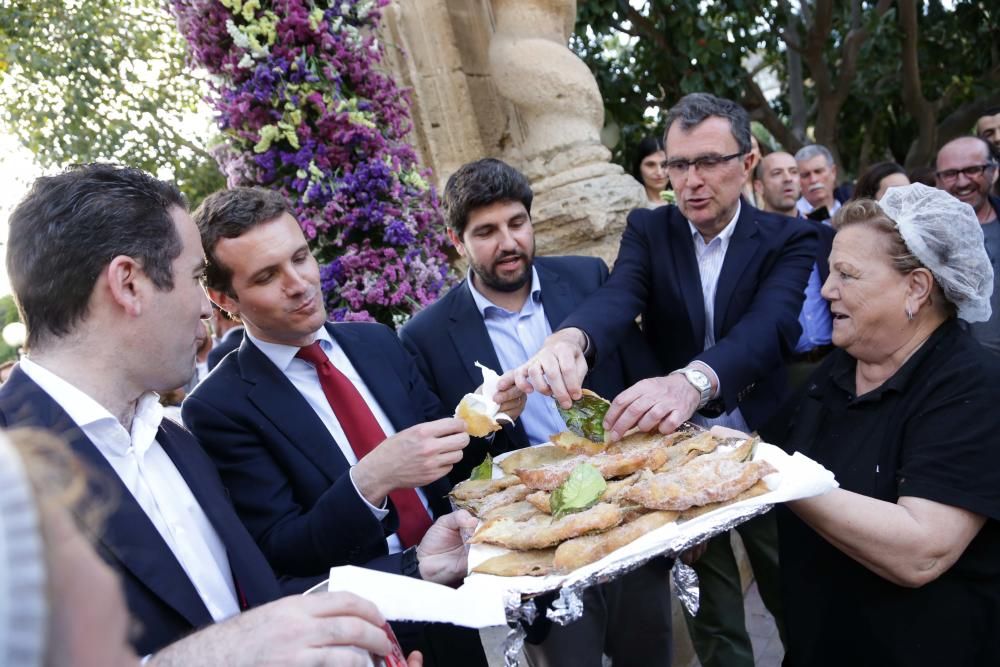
[936,136,1000,354]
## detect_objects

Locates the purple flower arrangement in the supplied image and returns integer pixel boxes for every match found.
[170,0,455,324]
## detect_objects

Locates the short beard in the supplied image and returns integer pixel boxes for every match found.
[471,254,533,293]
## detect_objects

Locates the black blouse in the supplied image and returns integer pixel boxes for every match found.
[775,319,1000,667]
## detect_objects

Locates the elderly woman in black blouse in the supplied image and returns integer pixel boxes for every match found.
[776,183,1000,666]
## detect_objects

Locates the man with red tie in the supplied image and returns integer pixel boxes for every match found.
[182,186,498,666]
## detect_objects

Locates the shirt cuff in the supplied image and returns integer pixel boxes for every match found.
[348,466,390,520]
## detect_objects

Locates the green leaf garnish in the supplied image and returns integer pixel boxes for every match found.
[558,393,611,443]
[550,463,607,520]
[469,454,493,481]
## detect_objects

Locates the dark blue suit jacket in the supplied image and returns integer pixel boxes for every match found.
[399,255,663,483]
[182,322,453,579]
[561,202,817,430]
[207,326,244,371]
[0,367,283,656]
[810,218,836,286]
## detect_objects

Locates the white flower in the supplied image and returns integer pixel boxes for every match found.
[226,19,251,50]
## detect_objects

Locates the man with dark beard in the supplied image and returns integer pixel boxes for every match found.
[399,159,673,666]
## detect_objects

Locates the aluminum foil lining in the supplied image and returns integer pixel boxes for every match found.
[503,592,536,667]
[499,502,775,661]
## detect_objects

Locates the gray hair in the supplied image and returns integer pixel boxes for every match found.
[794,144,834,166]
[663,93,752,155]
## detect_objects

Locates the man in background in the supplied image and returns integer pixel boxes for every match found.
[795,144,841,221]
[935,136,999,354]
[1,163,470,664]
[755,151,835,384]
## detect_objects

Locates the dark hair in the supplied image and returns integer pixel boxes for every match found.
[663,93,752,155]
[852,162,907,201]
[442,158,533,237]
[6,163,185,349]
[631,135,665,183]
[907,165,936,187]
[193,187,291,295]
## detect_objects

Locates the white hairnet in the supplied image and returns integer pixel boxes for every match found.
[878,182,994,323]
[0,432,48,667]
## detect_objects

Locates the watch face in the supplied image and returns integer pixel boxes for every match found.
[689,370,710,392]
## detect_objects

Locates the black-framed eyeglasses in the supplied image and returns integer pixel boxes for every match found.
[935,162,998,182]
[665,152,745,178]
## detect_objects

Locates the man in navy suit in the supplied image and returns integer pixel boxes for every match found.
[207,304,244,371]
[182,186,495,666]
[400,164,661,483]
[0,163,464,664]
[754,150,837,386]
[505,94,818,667]
[400,158,673,666]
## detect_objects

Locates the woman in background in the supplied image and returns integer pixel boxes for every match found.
[853,161,910,201]
[632,135,669,206]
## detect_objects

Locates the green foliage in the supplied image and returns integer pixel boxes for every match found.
[0,0,225,203]
[0,295,21,363]
[576,0,999,176]
[550,463,607,520]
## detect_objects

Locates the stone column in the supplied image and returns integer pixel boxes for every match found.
[380,0,645,265]
[487,0,645,264]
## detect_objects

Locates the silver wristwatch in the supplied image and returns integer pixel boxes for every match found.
[670,367,713,409]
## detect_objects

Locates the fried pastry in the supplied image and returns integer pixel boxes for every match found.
[625,457,778,511]
[553,510,678,571]
[469,502,623,550]
[678,479,771,521]
[550,430,606,455]
[515,432,671,490]
[472,549,556,577]
[655,431,722,473]
[524,473,642,514]
[459,484,532,517]
[450,474,521,502]
[480,499,543,522]
[498,445,574,475]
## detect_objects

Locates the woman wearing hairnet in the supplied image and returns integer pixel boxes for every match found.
[773,183,1000,666]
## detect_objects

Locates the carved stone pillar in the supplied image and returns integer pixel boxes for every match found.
[380,0,645,265]
[487,0,645,264]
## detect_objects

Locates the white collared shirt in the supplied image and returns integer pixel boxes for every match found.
[795,196,841,219]
[243,327,431,555]
[19,358,240,622]
[687,203,750,433]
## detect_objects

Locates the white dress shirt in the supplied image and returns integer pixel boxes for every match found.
[687,203,750,433]
[243,327,432,555]
[19,358,240,622]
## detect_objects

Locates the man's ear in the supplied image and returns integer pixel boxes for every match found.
[208,287,240,318]
[447,228,467,258]
[105,255,146,316]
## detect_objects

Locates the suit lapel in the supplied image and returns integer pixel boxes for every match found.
[328,323,420,434]
[667,210,707,345]
[446,282,504,385]
[714,205,761,340]
[239,340,353,481]
[157,423,278,606]
[0,370,213,628]
[448,279,533,449]
[536,260,572,332]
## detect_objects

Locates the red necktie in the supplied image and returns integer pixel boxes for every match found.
[296,341,432,547]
